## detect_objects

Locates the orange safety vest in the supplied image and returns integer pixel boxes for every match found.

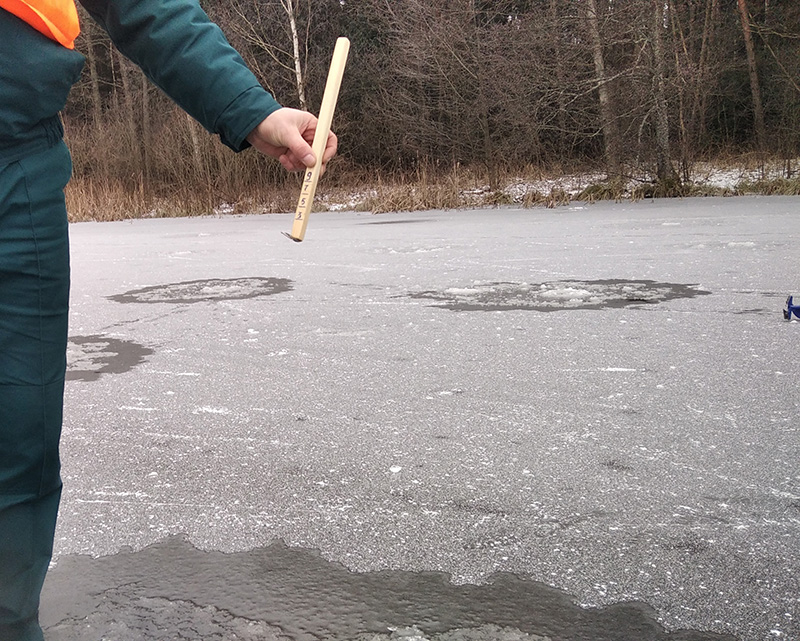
[0,0,79,49]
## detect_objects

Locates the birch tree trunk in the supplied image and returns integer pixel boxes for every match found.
[281,0,307,110]
[186,113,203,174]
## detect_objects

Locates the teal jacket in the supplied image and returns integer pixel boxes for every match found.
[0,0,281,165]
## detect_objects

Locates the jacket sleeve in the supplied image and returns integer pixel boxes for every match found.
[78,0,282,152]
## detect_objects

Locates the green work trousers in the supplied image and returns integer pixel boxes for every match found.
[0,141,72,641]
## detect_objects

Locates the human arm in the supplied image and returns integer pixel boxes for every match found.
[77,0,282,152]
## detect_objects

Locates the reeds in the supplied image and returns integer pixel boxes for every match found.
[62,110,800,221]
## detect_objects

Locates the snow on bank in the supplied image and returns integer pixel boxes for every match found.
[316,160,797,213]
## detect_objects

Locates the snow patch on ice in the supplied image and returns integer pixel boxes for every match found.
[409,279,710,312]
[192,406,231,415]
[539,286,594,301]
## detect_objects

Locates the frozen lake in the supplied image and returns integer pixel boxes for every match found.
[42,197,799,640]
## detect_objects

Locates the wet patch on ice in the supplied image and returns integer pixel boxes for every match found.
[362,218,431,226]
[108,277,293,304]
[731,308,771,316]
[66,335,153,382]
[660,533,711,555]
[600,459,634,473]
[41,536,738,641]
[407,279,711,312]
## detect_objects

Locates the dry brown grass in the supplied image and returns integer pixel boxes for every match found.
[735,177,800,195]
[355,165,466,213]
[66,178,149,222]
[61,115,800,221]
[522,187,572,208]
[357,181,463,214]
[63,105,300,221]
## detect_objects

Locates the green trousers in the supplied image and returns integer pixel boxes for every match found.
[0,141,71,641]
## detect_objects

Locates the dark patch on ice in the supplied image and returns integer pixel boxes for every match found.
[66,335,153,382]
[661,534,710,555]
[40,536,738,641]
[406,279,711,312]
[449,501,509,517]
[363,218,430,225]
[463,532,522,552]
[730,290,789,300]
[731,308,770,315]
[331,282,387,291]
[108,277,293,304]
[600,459,634,472]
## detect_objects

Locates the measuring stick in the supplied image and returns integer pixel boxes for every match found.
[284,37,350,242]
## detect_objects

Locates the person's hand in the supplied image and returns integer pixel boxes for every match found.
[246,107,338,173]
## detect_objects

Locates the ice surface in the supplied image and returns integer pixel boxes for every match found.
[51,197,800,641]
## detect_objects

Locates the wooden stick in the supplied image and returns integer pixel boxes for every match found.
[284,37,350,242]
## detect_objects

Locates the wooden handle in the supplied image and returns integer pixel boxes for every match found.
[285,37,350,242]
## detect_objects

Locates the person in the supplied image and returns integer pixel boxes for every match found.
[0,1,338,639]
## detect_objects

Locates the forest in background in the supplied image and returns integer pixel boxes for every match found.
[62,0,800,220]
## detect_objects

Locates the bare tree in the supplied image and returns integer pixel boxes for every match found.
[737,0,767,153]
[669,0,721,178]
[114,49,144,183]
[59,0,797,215]
[224,0,313,109]
[585,0,623,183]
[549,0,569,156]
[83,20,104,125]
[650,0,679,184]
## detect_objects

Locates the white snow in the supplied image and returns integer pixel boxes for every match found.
[192,406,231,415]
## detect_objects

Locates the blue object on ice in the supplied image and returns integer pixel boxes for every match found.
[784,296,800,321]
